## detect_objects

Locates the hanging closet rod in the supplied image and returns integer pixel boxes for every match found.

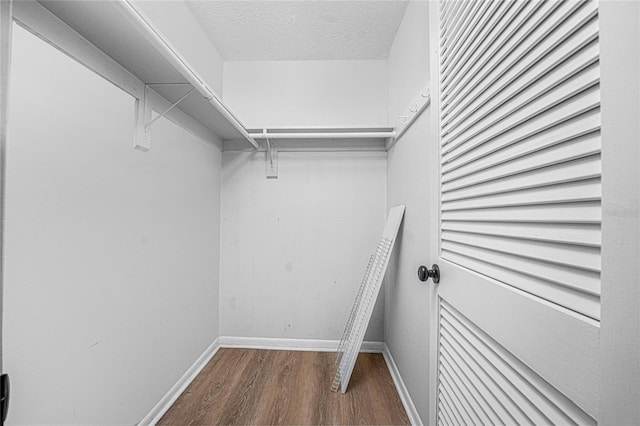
[116,1,259,149]
[248,131,397,140]
[257,147,388,153]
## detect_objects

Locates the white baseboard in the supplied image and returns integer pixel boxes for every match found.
[383,344,423,426]
[219,336,384,353]
[138,338,221,426]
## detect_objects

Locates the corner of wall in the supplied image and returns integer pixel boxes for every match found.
[384,1,433,423]
[217,152,225,340]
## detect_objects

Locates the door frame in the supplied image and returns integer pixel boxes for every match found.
[426,2,441,425]
[0,0,14,377]
[598,1,640,424]
[426,1,640,424]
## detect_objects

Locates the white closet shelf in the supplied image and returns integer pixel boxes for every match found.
[225,127,396,152]
[35,0,258,149]
[23,1,397,153]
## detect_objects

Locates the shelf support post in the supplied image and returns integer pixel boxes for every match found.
[133,84,152,151]
[264,128,278,179]
[134,85,195,151]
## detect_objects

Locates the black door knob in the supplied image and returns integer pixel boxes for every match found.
[417,264,440,284]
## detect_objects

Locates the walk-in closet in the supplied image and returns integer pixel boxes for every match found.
[0,1,638,425]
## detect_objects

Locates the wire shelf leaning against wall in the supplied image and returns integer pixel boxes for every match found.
[332,205,405,394]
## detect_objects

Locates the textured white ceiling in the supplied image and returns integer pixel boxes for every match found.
[185,1,409,61]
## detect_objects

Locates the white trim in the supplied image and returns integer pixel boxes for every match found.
[219,336,384,353]
[383,344,423,426]
[427,3,442,425]
[599,1,640,423]
[137,338,221,426]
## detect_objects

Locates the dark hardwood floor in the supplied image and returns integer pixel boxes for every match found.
[158,348,410,425]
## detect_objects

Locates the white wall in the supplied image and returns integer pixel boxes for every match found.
[133,0,225,96]
[220,151,387,342]
[385,2,432,424]
[223,60,388,128]
[386,114,431,423]
[4,25,221,425]
[387,1,430,129]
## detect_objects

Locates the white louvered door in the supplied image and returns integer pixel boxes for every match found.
[430,0,605,424]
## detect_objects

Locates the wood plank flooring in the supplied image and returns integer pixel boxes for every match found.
[158,348,410,425]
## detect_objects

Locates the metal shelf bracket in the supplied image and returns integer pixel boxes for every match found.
[133,84,194,151]
[264,129,278,179]
[133,85,152,151]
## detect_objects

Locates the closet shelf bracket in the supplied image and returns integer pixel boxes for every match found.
[133,84,195,151]
[386,84,431,151]
[146,86,194,129]
[264,129,278,179]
